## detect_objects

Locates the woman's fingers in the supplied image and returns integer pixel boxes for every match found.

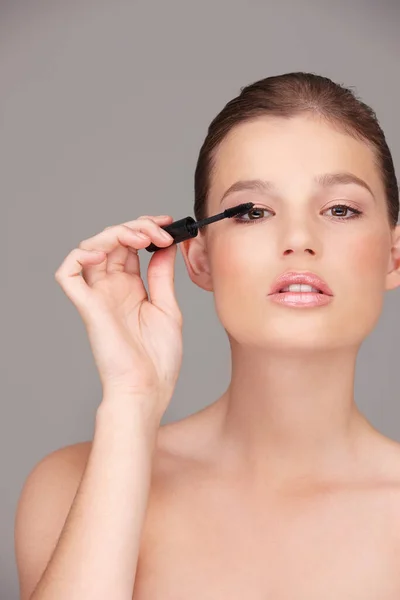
[107,215,173,277]
[55,213,181,326]
[78,217,174,285]
[54,248,108,317]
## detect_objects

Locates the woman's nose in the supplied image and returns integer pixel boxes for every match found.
[278,217,320,257]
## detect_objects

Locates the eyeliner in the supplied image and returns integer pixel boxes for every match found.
[145,202,255,252]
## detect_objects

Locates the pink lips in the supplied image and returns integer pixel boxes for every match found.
[268,271,334,296]
[268,271,334,308]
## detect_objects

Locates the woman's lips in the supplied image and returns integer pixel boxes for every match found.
[269,271,334,296]
[268,291,333,307]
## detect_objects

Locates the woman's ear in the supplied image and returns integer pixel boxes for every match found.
[179,235,214,292]
[386,224,400,291]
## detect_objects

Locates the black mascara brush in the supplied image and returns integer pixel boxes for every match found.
[145,202,255,252]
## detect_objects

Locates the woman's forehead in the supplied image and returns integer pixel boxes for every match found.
[209,115,381,202]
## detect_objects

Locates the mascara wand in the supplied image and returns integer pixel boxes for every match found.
[145,202,255,252]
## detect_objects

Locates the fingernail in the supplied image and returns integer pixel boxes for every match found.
[161,230,172,239]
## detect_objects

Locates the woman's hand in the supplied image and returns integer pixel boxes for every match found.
[55,214,183,422]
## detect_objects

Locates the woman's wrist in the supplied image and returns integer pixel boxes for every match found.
[96,390,162,443]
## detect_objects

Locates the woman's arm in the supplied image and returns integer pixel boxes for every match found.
[15,394,160,600]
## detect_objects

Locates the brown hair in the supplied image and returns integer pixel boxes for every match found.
[194,72,399,228]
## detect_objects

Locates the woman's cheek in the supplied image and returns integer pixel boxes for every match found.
[340,230,390,336]
[209,236,256,302]
[344,230,391,284]
[211,234,251,276]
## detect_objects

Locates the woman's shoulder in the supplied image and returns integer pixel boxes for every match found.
[15,441,94,599]
[14,415,207,596]
[20,440,93,490]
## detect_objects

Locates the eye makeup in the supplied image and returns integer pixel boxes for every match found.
[232,202,363,225]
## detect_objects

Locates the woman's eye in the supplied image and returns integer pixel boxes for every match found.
[234,207,270,223]
[325,204,362,219]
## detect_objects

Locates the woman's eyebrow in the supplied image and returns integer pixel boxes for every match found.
[219,172,376,204]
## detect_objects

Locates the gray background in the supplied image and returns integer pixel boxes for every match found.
[2,0,400,597]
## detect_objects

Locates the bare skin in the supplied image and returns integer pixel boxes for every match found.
[66,398,400,600]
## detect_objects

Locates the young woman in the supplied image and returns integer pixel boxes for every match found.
[15,72,400,599]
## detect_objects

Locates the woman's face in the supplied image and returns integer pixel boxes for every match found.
[182,114,399,350]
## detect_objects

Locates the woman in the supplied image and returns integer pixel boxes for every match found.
[15,72,400,599]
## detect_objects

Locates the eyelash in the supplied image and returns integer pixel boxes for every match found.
[233,203,363,225]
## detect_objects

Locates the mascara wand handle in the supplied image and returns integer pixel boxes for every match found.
[145,216,197,253]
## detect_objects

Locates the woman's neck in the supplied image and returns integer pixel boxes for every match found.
[215,344,374,489]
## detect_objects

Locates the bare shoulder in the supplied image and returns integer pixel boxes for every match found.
[14,441,93,599]
[15,440,93,528]
[14,405,217,600]
[15,440,93,518]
